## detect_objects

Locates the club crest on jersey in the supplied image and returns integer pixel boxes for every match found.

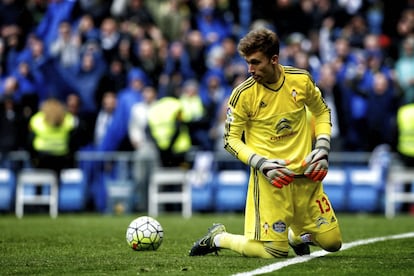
[263,222,270,235]
[291,89,297,102]
[272,220,286,233]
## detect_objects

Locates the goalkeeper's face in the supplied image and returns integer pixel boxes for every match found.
[244,51,279,84]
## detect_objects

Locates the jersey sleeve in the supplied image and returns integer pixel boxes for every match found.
[305,81,332,137]
[223,91,256,165]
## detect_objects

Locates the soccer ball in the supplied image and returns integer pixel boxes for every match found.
[126,216,164,251]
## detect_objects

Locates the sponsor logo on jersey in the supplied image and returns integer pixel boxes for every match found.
[275,118,292,134]
[291,89,297,102]
[271,118,296,141]
[263,222,270,235]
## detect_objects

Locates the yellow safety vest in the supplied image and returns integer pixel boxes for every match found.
[29,112,75,156]
[147,97,191,153]
[397,103,414,157]
[180,95,205,123]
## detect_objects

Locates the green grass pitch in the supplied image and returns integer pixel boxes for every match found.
[0,213,413,275]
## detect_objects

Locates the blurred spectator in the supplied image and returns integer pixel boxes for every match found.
[220,34,246,82]
[65,93,93,151]
[192,0,232,50]
[129,86,158,211]
[159,41,195,97]
[330,36,364,151]
[95,57,126,102]
[280,32,306,66]
[99,17,121,63]
[11,58,39,119]
[18,34,50,102]
[0,75,20,102]
[365,72,399,151]
[34,0,77,47]
[128,86,157,152]
[74,0,112,26]
[97,67,147,151]
[27,98,76,175]
[147,94,192,168]
[2,25,26,75]
[94,90,117,147]
[26,0,48,26]
[251,0,312,41]
[316,62,345,152]
[135,38,163,87]
[114,35,139,72]
[0,0,34,44]
[341,14,369,49]
[12,59,38,101]
[74,13,100,44]
[184,30,208,80]
[395,35,414,105]
[49,20,81,70]
[69,51,106,116]
[0,94,25,167]
[162,41,195,82]
[366,1,384,35]
[121,0,156,29]
[179,79,212,151]
[318,17,337,64]
[148,0,191,42]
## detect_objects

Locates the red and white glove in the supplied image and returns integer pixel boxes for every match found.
[302,135,330,182]
[248,154,295,188]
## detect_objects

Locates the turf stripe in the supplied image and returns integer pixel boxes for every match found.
[233,232,414,276]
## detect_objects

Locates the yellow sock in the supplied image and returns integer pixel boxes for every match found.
[217,233,288,258]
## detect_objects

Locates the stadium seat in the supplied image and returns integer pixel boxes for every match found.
[214,169,249,212]
[105,177,135,214]
[189,169,215,212]
[0,169,16,211]
[188,151,216,212]
[58,168,87,212]
[322,167,349,212]
[148,168,192,218]
[347,166,385,212]
[385,166,414,218]
[15,169,58,218]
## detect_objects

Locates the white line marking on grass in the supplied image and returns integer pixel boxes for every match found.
[233,232,414,276]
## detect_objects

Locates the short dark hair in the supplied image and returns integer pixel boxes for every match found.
[237,28,280,59]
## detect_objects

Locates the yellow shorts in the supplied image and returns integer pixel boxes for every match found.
[244,171,340,241]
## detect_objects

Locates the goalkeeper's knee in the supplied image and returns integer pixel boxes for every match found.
[314,227,342,252]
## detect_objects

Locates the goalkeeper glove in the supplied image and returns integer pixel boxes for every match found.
[302,134,330,182]
[248,154,295,188]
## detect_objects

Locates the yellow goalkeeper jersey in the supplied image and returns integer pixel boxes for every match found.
[224,65,331,174]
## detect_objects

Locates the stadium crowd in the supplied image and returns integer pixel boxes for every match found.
[1,0,414,211]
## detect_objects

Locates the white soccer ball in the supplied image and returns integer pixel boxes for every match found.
[126,216,164,251]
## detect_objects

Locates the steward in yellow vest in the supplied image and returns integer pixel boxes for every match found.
[396,103,414,212]
[397,103,414,162]
[147,96,191,167]
[28,98,76,174]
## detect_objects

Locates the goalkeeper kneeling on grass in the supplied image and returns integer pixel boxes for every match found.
[189,28,342,258]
